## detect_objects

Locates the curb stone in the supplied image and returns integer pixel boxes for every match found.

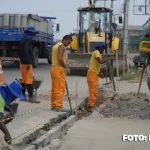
[58,115,75,132]
[23,145,36,150]
[22,113,67,145]
[23,115,75,150]
[31,135,50,149]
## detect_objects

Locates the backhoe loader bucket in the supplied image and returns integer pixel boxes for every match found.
[67,53,127,76]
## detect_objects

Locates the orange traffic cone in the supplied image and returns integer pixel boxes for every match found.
[0,60,4,85]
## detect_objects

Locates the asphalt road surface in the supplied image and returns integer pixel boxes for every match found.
[3,59,51,92]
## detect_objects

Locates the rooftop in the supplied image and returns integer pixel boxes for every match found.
[117,25,143,31]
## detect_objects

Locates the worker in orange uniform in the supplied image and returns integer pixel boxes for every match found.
[50,35,72,112]
[87,42,113,112]
[19,27,40,103]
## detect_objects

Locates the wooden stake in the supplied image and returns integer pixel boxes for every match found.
[75,81,78,121]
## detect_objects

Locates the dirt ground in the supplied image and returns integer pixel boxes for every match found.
[99,90,150,119]
[95,78,150,120]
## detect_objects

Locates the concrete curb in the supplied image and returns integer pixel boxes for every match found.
[23,145,36,150]
[21,112,68,145]
[23,115,75,150]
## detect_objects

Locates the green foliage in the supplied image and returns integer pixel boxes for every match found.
[119,68,145,81]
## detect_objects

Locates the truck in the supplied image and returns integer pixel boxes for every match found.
[0,13,59,67]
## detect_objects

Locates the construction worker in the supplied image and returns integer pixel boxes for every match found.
[146,54,150,83]
[19,27,40,103]
[144,32,150,101]
[0,81,24,144]
[87,42,113,112]
[50,35,72,112]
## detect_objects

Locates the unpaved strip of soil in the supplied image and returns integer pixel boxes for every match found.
[98,86,150,119]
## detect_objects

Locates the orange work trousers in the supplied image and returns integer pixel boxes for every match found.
[50,66,66,108]
[87,71,99,107]
[20,64,33,84]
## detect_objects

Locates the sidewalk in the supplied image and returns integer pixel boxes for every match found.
[0,76,89,148]
[59,117,150,150]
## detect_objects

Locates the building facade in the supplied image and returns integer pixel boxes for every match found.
[116,25,143,53]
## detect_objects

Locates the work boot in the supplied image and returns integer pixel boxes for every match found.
[28,97,40,104]
[51,108,70,113]
[87,106,95,113]
[20,83,27,101]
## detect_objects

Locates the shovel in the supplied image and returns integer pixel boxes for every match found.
[103,62,111,85]
[137,56,147,96]
[109,60,116,101]
[66,81,73,115]
[110,60,116,93]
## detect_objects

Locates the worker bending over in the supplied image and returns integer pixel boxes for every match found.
[50,35,72,112]
[0,81,24,144]
[19,27,40,103]
[87,42,113,112]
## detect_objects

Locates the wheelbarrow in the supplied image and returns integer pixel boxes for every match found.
[16,76,44,97]
[9,102,19,116]
[32,78,44,96]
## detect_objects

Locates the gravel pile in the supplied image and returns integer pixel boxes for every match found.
[99,92,150,119]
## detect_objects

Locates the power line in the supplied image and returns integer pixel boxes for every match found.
[37,10,77,13]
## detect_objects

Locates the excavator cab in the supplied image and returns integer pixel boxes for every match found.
[78,7,114,53]
[71,7,116,54]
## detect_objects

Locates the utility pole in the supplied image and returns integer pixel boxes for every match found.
[104,0,106,7]
[111,0,114,8]
[123,0,130,75]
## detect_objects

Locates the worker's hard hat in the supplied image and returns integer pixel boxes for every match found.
[24,27,38,34]
[145,32,150,38]
[95,42,106,48]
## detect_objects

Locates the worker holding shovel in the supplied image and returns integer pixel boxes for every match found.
[50,35,72,112]
[142,32,150,101]
[0,81,24,144]
[87,42,113,112]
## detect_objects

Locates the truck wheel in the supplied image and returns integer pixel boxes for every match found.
[33,47,38,68]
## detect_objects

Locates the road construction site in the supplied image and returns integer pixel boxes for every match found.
[0,59,150,150]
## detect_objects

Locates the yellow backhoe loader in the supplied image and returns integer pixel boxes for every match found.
[67,6,127,76]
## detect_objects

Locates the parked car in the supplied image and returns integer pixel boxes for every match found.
[133,52,145,69]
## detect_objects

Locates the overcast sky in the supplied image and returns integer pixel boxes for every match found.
[0,0,149,39]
